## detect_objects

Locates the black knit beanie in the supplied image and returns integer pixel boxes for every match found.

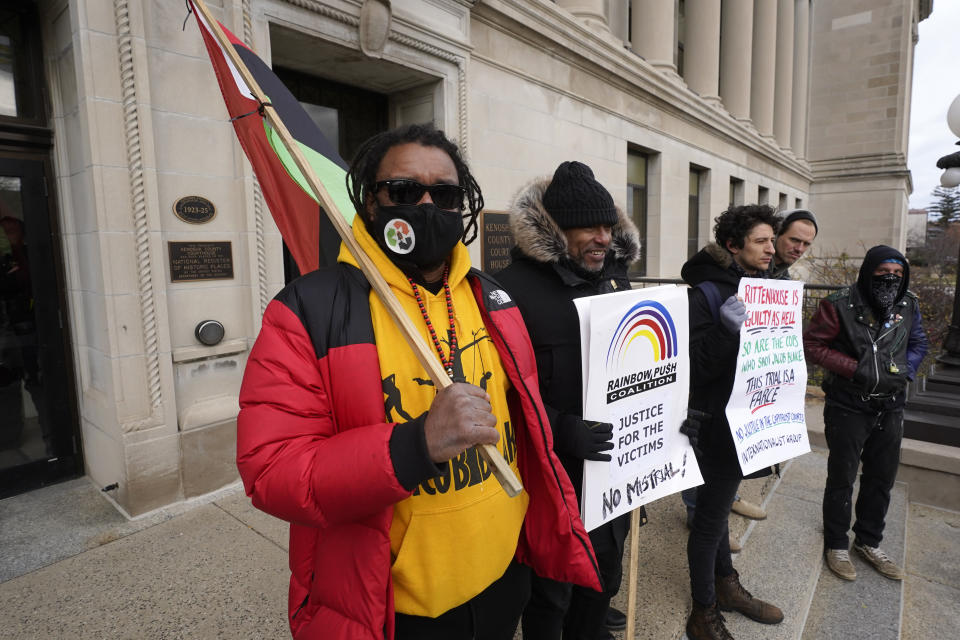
[779,209,818,235]
[542,161,618,230]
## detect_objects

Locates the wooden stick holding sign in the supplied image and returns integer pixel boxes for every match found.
[190,0,522,497]
[625,508,642,639]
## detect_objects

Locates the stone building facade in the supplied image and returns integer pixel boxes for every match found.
[0,0,931,514]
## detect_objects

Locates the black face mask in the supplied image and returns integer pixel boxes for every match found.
[871,273,902,316]
[371,203,464,271]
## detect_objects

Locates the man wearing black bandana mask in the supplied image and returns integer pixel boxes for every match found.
[804,245,928,584]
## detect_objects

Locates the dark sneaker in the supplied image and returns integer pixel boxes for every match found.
[686,600,734,640]
[825,548,857,581]
[715,570,783,624]
[853,542,903,580]
[605,606,627,631]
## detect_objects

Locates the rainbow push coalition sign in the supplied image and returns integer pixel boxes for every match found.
[576,285,701,532]
[605,300,680,404]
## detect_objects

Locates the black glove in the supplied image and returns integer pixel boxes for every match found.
[679,408,710,457]
[555,413,614,462]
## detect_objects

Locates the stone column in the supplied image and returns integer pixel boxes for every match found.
[750,0,777,137]
[609,0,630,43]
[720,0,753,120]
[791,0,810,157]
[685,0,722,105]
[557,0,611,33]
[773,0,794,149]
[631,0,677,74]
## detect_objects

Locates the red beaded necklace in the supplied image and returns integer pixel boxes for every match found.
[408,266,458,379]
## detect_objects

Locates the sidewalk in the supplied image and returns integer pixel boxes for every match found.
[2,424,958,639]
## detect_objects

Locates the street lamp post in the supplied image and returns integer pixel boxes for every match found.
[903,93,960,445]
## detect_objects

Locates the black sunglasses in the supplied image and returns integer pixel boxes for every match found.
[374,179,466,211]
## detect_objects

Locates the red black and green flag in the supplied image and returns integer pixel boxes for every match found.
[189,0,352,272]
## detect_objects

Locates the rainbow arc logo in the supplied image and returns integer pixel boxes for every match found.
[606,300,679,370]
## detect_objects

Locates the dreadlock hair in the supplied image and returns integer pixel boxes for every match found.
[345,123,484,245]
[713,204,781,251]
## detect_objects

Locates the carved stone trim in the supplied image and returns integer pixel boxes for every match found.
[115,0,162,431]
[282,0,469,154]
[242,0,270,314]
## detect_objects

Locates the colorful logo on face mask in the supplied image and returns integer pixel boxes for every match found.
[384,218,415,254]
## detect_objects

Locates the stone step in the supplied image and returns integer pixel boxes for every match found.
[568,444,908,640]
[716,451,827,640]
[601,460,780,640]
[905,388,960,413]
[902,409,960,448]
[800,476,908,640]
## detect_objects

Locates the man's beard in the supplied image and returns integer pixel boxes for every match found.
[573,248,608,273]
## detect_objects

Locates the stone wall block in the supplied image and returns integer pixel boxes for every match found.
[146,47,229,119]
[120,432,183,516]
[109,293,148,358]
[67,169,98,236]
[180,419,241,498]
[87,31,123,101]
[98,166,137,233]
[151,111,237,177]
[92,99,131,168]
[165,279,250,351]
[83,0,119,36]
[115,353,151,421]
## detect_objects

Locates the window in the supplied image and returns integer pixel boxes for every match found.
[0,4,46,124]
[779,192,788,211]
[676,0,686,76]
[795,197,803,209]
[758,186,769,205]
[688,167,703,258]
[627,150,648,275]
[729,177,744,207]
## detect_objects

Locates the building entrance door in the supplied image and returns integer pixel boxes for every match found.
[0,157,80,497]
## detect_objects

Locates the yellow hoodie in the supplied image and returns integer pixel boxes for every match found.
[339,216,529,618]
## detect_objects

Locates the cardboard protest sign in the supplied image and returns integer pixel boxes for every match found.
[725,277,810,476]
[575,286,702,532]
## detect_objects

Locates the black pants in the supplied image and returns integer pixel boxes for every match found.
[686,469,740,606]
[395,560,531,640]
[521,513,629,640]
[822,403,903,550]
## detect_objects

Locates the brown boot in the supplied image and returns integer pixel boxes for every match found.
[686,600,734,640]
[715,570,784,624]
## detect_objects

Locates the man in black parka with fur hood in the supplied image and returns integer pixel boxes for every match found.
[496,161,640,640]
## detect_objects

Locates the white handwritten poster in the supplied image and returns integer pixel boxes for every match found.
[575,285,702,532]
[725,277,810,476]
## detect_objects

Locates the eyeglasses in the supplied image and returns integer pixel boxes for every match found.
[374,179,466,211]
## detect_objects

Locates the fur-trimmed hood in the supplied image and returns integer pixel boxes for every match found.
[507,177,641,266]
[681,242,737,287]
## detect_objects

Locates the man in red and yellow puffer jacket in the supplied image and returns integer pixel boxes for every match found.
[238,123,601,640]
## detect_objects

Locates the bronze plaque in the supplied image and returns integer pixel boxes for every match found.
[173,195,216,224]
[168,241,234,282]
[481,211,514,274]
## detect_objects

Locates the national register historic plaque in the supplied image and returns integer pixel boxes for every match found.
[168,241,234,282]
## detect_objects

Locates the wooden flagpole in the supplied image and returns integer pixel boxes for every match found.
[191,0,522,497]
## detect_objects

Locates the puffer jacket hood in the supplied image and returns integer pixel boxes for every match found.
[856,245,910,309]
[508,177,640,266]
[680,243,738,288]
